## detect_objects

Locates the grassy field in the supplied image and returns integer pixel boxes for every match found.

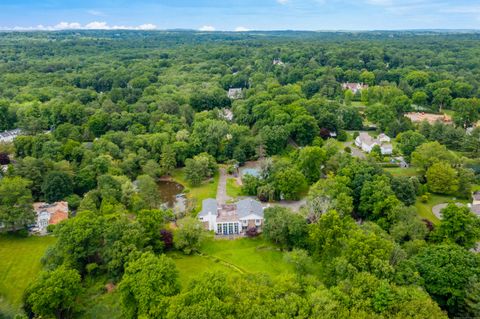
[414,194,469,225]
[383,166,420,177]
[172,168,219,213]
[169,236,292,288]
[0,235,56,316]
[226,177,242,199]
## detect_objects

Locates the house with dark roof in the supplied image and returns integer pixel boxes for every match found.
[198,198,264,235]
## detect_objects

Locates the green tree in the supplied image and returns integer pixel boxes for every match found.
[411,141,457,171]
[137,209,173,252]
[119,252,180,318]
[414,244,480,316]
[432,87,452,112]
[0,176,34,230]
[263,206,308,249]
[160,145,177,175]
[297,146,326,184]
[396,130,426,159]
[273,167,307,200]
[433,204,480,249]
[184,153,217,186]
[25,266,82,319]
[452,98,480,128]
[426,162,458,195]
[42,171,73,202]
[136,175,161,209]
[174,217,204,254]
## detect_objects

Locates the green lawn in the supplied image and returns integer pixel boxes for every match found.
[172,168,219,213]
[414,194,469,225]
[383,166,420,177]
[0,235,56,316]
[169,236,293,288]
[226,177,242,199]
[200,237,292,277]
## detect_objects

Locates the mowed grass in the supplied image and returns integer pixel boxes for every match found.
[0,235,56,315]
[383,166,420,177]
[414,194,469,225]
[200,237,292,277]
[226,177,242,199]
[169,236,293,288]
[171,168,219,213]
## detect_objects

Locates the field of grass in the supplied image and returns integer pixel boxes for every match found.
[0,235,56,316]
[226,177,242,199]
[200,237,292,276]
[414,194,469,225]
[383,166,420,177]
[168,236,293,288]
[172,168,219,213]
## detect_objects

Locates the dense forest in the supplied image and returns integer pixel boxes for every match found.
[0,31,479,319]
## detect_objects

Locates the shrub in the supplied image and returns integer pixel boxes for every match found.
[337,130,348,142]
[246,227,259,237]
[421,194,430,203]
[344,146,352,153]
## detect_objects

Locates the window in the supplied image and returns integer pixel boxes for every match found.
[255,219,261,225]
[217,224,222,234]
[234,223,239,234]
[228,223,233,235]
[223,224,228,235]
[242,220,247,225]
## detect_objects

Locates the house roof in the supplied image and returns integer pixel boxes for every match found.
[199,198,218,217]
[357,132,376,146]
[237,199,263,219]
[471,204,480,216]
[473,191,480,202]
[0,129,21,140]
[33,201,69,225]
[227,88,243,99]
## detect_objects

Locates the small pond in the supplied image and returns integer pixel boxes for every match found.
[158,181,185,211]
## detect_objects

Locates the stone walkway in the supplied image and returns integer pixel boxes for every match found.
[432,202,465,220]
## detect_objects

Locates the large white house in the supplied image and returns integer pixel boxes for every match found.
[0,129,21,143]
[355,132,392,155]
[32,201,69,233]
[198,198,264,235]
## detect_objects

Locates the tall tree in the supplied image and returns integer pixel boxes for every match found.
[0,176,34,230]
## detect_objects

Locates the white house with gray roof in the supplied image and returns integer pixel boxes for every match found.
[0,129,21,143]
[198,198,264,235]
[355,132,392,155]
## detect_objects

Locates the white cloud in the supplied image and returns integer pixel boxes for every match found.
[277,0,289,4]
[235,26,250,32]
[199,25,216,31]
[0,21,157,31]
[87,10,104,16]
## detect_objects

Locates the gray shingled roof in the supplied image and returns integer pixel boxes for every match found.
[237,199,263,219]
[199,198,217,217]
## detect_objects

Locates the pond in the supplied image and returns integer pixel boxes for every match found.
[158,181,185,211]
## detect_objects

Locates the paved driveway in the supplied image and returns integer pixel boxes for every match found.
[216,168,232,205]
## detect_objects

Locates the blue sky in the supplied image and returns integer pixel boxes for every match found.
[0,0,479,31]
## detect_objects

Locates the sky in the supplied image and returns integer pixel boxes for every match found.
[0,0,479,31]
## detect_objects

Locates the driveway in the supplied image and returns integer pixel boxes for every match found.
[343,141,366,159]
[216,167,232,205]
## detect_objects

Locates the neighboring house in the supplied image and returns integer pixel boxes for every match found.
[404,112,452,125]
[221,108,234,121]
[355,132,393,155]
[470,191,480,216]
[33,201,69,233]
[273,58,285,66]
[342,82,368,94]
[227,88,243,99]
[198,198,264,235]
[0,129,21,143]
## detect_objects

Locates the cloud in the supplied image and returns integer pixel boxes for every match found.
[366,0,393,6]
[199,25,215,31]
[235,26,250,32]
[87,10,104,16]
[0,21,157,31]
[277,0,289,4]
